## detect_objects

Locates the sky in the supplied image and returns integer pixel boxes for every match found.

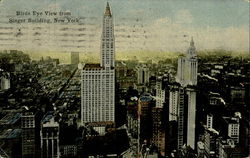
[0,0,249,54]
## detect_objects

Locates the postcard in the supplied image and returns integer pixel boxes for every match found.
[0,0,249,158]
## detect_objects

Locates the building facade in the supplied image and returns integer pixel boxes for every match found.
[186,87,196,149]
[222,117,240,144]
[207,114,213,129]
[71,52,79,65]
[152,107,165,156]
[138,95,153,143]
[81,3,115,133]
[136,64,149,85]
[155,79,166,108]
[177,87,186,150]
[169,84,180,121]
[176,37,198,87]
[176,38,198,152]
[21,111,38,158]
[41,112,60,158]
[0,69,10,91]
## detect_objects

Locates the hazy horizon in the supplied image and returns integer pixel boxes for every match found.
[19,50,248,64]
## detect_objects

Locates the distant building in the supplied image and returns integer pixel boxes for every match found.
[41,112,60,158]
[136,64,150,85]
[175,86,197,152]
[177,87,186,151]
[222,117,240,144]
[152,107,165,156]
[138,95,153,143]
[176,37,198,87]
[175,38,198,152]
[204,128,219,158]
[60,145,77,158]
[21,111,39,158]
[197,141,205,158]
[116,61,137,90]
[186,87,196,149]
[81,3,115,134]
[169,83,180,121]
[218,138,235,158]
[239,117,250,155]
[230,86,245,105]
[207,114,213,129]
[218,137,248,158]
[71,52,79,65]
[0,69,10,91]
[155,78,165,108]
[127,100,138,137]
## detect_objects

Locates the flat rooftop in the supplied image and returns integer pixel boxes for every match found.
[41,111,54,123]
[0,113,21,125]
[83,64,103,70]
[223,117,239,124]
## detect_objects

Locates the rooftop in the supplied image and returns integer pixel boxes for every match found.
[223,117,239,124]
[86,121,114,126]
[41,111,54,123]
[0,113,21,125]
[83,64,103,70]
[6,129,22,139]
[0,128,22,139]
[207,128,219,135]
[139,96,153,102]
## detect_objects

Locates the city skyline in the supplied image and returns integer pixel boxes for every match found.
[0,1,249,158]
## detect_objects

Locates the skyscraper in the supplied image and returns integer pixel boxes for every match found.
[186,87,196,149]
[81,3,115,134]
[177,87,186,150]
[41,112,60,158]
[21,111,39,158]
[155,78,166,108]
[100,2,115,68]
[136,64,149,85]
[152,107,165,156]
[176,37,198,87]
[176,38,198,151]
[71,52,79,65]
[169,83,180,121]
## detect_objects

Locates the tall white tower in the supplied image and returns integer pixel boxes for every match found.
[100,2,115,68]
[176,37,198,151]
[176,37,198,87]
[186,87,196,149]
[81,3,115,134]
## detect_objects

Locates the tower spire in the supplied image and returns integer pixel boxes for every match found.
[190,36,194,47]
[104,2,112,16]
